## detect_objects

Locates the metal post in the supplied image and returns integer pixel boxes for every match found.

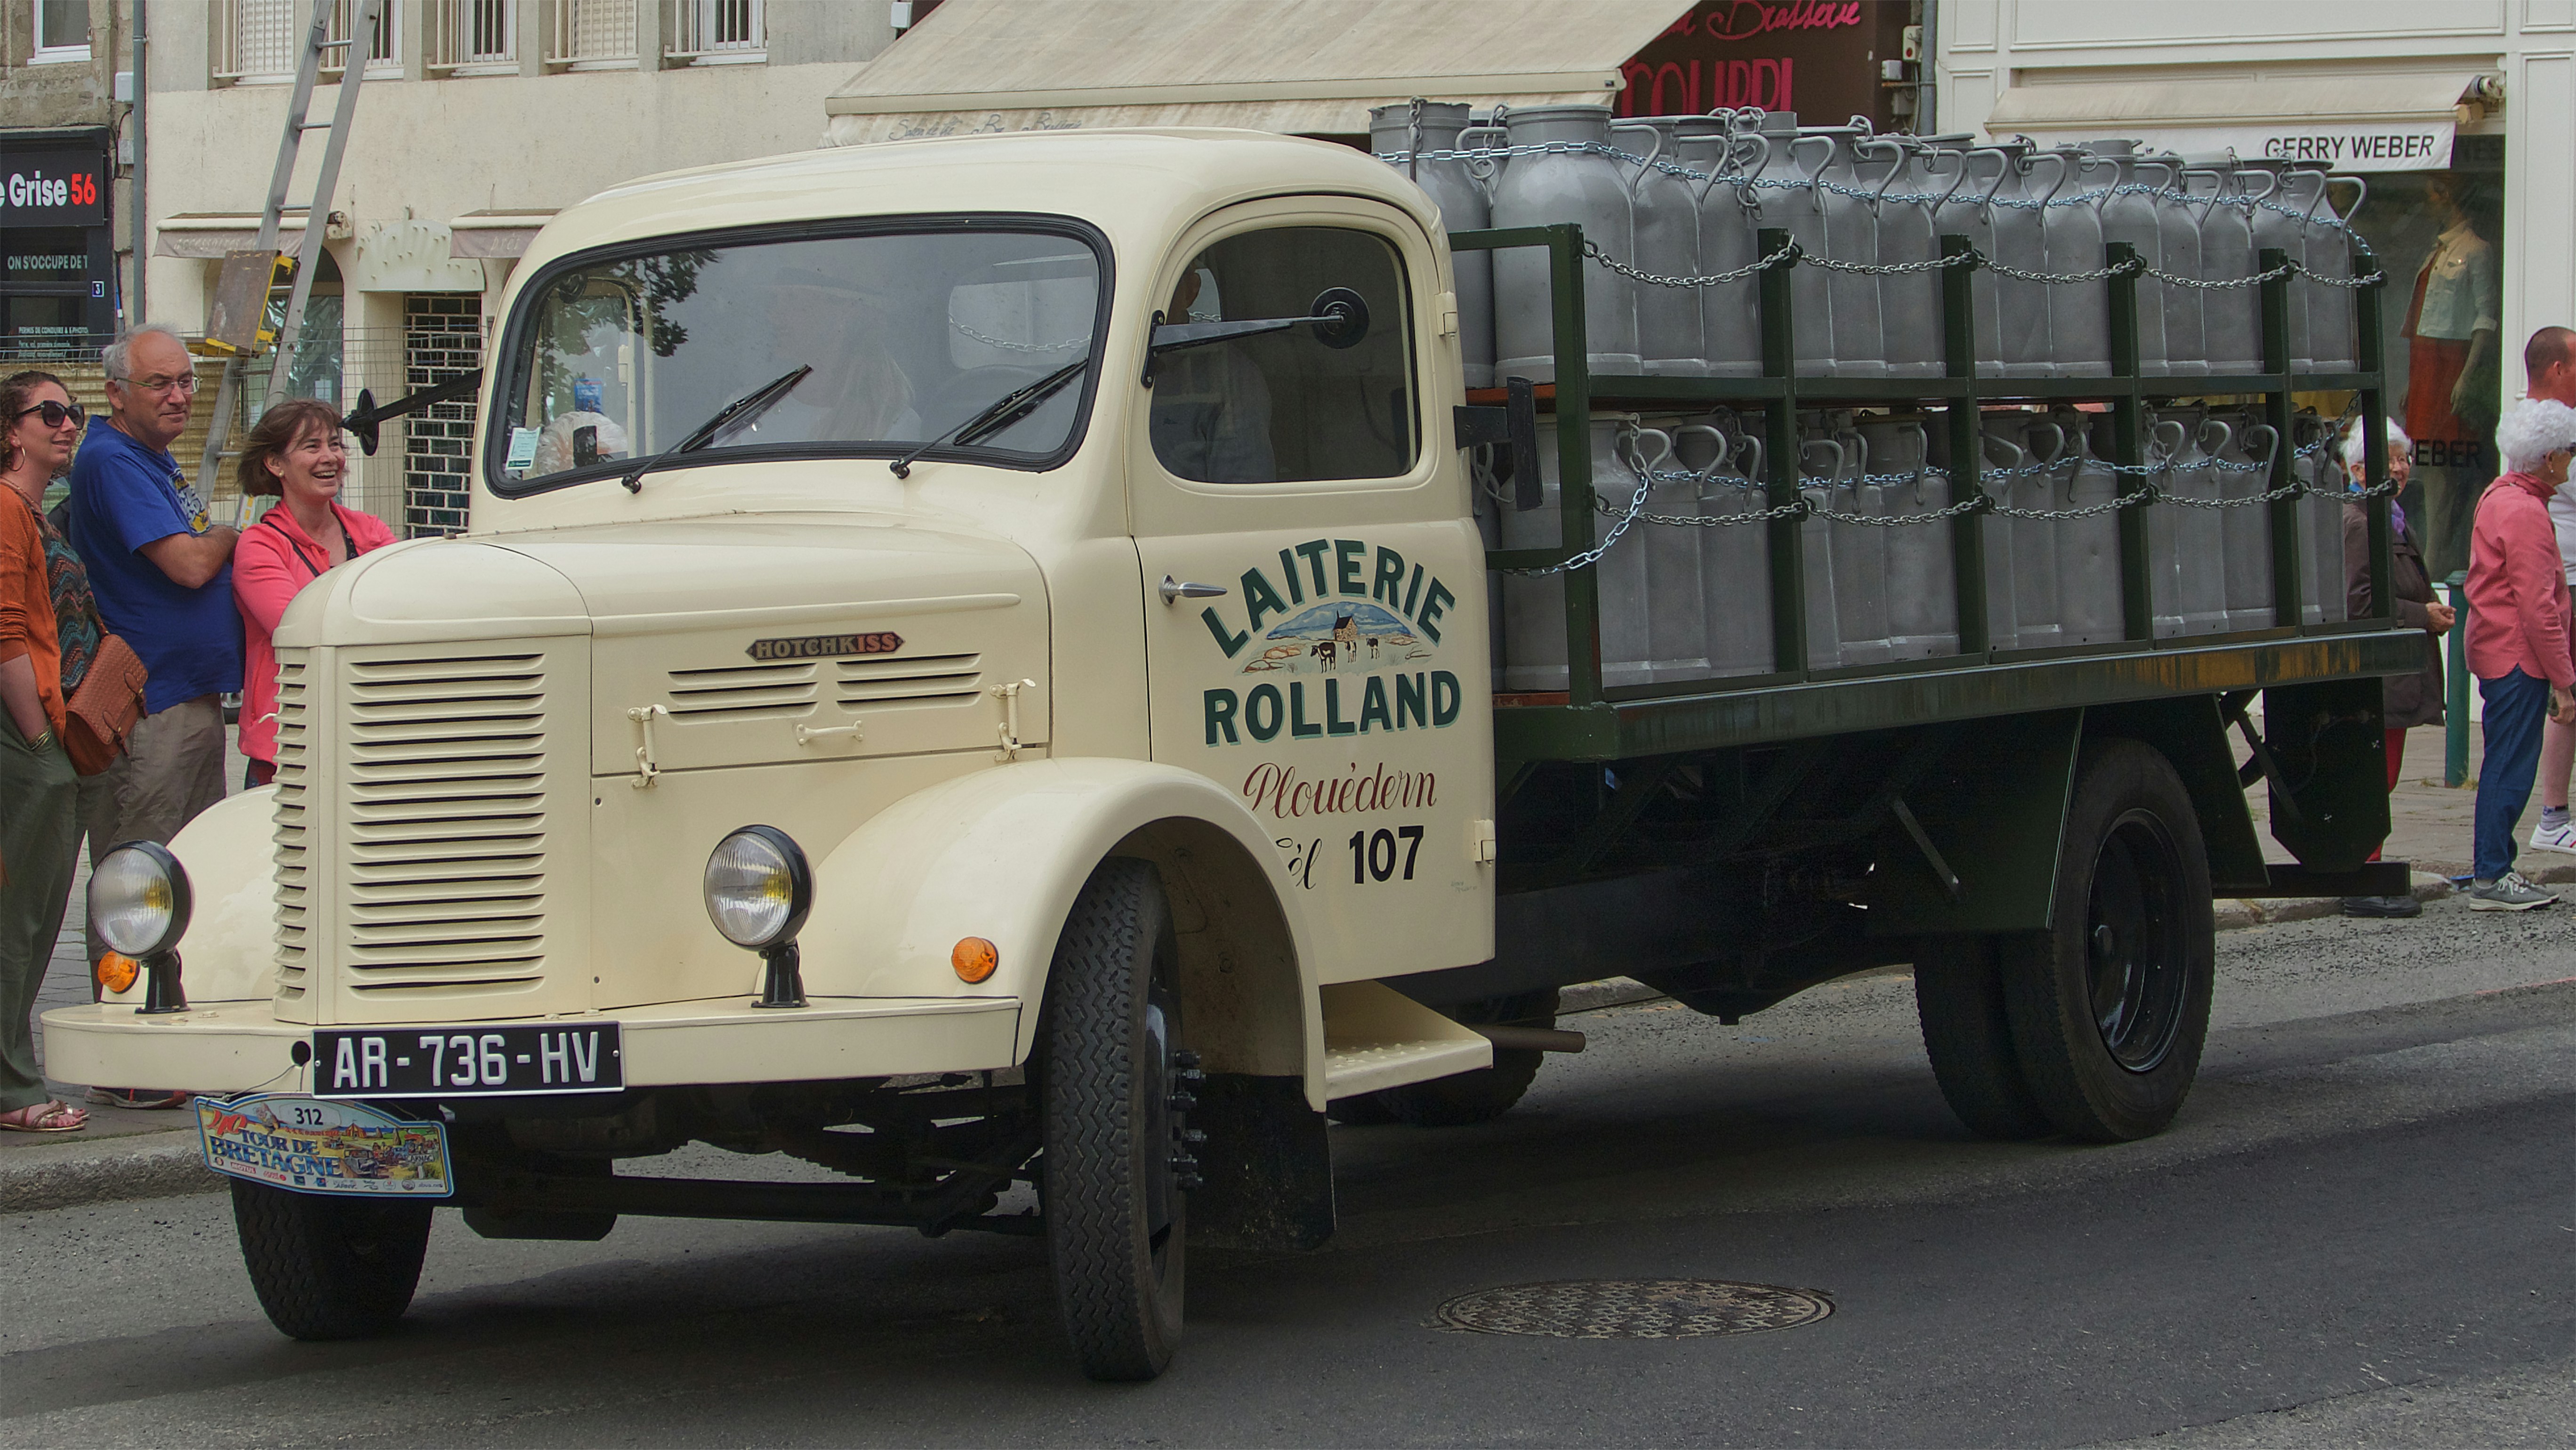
[129,0,146,329]
[2257,247,2303,628]
[2102,240,2149,642]
[2354,244,2395,621]
[1758,228,1806,676]
[1939,234,1989,654]
[2446,571,2470,787]
[1549,224,1602,706]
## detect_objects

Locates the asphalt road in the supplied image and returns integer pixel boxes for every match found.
[5,898,2569,1448]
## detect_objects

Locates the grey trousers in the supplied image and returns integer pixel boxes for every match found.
[0,718,79,1114]
[80,694,226,968]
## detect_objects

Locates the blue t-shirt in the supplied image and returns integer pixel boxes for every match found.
[68,422,242,714]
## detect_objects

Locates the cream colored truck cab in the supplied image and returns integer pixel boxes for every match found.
[44,131,1505,1381]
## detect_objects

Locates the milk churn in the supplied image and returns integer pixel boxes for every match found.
[2145,151,2207,377]
[2190,165,2264,374]
[1490,105,1642,382]
[1676,419,1775,677]
[2296,417,2351,625]
[1796,432,1846,669]
[2245,161,2312,371]
[1628,120,1707,377]
[2295,173,2367,373]
[2036,146,2111,377]
[1617,422,1709,680]
[1677,117,1764,378]
[1858,417,1957,658]
[1789,122,1886,379]
[2213,413,2278,631]
[2151,408,2231,634]
[1981,143,2056,378]
[1982,415,2062,649]
[1928,145,2009,377]
[1500,414,1651,691]
[2086,140,2169,376]
[2043,411,2125,645]
[1740,111,1835,375]
[1825,414,1892,664]
[1370,102,1497,387]
[1865,137,1955,379]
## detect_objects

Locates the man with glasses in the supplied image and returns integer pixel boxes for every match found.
[65,326,241,1108]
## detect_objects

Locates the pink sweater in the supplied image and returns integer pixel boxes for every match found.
[233,501,398,765]
[2465,471,2576,688]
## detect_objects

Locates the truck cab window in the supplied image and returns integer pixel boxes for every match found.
[1150,226,1417,484]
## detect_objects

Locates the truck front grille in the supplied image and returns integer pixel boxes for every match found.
[340,651,551,999]
[271,649,311,1000]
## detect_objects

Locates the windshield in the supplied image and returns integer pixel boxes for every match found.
[491,224,1105,491]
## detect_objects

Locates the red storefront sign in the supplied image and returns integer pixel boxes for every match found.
[1616,0,1911,128]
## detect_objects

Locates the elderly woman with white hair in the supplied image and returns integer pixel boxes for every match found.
[2460,398,2576,909]
[2338,420,2454,918]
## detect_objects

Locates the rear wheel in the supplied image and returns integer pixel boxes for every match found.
[2000,740,2215,1143]
[1041,857,1189,1382]
[1377,988,1561,1128]
[1914,935,2053,1140]
[231,1179,432,1340]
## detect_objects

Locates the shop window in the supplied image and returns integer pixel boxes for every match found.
[2343,135,2506,579]
[1149,227,1417,485]
[33,0,91,62]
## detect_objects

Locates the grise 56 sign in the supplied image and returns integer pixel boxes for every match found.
[2,148,107,227]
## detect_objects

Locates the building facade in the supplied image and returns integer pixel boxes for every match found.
[1932,0,2574,577]
[140,0,908,534]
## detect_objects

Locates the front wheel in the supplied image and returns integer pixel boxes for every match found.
[231,1179,432,1340]
[1041,857,1189,1382]
[2000,739,2215,1143]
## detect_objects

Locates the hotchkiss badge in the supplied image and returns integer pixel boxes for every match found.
[747,632,904,661]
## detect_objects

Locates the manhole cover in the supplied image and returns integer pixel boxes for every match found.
[1433,1279,1833,1339]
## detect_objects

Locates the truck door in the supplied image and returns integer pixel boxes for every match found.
[1131,198,1497,983]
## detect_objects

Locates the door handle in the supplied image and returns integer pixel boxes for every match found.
[1159,575,1228,604]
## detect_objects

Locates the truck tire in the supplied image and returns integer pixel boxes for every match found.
[1377,988,1561,1128]
[1041,857,1188,1382]
[2000,739,2215,1143]
[230,1179,433,1340]
[1914,935,2053,1140]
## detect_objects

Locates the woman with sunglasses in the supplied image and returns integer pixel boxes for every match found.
[231,399,394,790]
[0,371,91,1132]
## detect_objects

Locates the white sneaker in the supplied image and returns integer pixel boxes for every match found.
[2532,818,2576,855]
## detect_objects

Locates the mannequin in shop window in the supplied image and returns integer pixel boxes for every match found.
[2403,172,2503,579]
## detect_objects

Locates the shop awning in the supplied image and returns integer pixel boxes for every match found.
[154,209,348,258]
[822,0,1688,147]
[448,209,559,260]
[1984,73,2490,172]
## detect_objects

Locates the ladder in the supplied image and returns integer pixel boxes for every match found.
[193,0,381,498]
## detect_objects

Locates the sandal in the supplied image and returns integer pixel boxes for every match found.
[0,1100,88,1133]
[85,1087,192,1110]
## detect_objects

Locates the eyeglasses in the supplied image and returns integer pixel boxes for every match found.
[11,400,86,429]
[113,373,199,396]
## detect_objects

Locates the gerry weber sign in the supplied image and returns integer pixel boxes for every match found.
[2066,122,2455,175]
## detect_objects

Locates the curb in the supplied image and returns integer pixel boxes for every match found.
[0,1130,215,1213]
[2212,870,2455,931]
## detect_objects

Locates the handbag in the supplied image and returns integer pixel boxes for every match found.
[64,632,146,776]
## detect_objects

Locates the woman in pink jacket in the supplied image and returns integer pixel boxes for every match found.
[232,399,397,789]
[2462,397,2576,907]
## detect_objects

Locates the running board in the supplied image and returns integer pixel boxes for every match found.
[1320,981,1493,1100]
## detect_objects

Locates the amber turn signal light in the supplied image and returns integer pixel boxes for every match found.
[95,952,139,995]
[952,936,998,984]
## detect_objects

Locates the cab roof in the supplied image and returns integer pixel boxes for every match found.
[519,128,1441,276]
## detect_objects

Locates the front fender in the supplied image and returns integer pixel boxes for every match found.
[110,788,280,1006]
[797,758,1323,1095]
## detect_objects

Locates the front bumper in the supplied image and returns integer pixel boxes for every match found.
[40,995,1023,1096]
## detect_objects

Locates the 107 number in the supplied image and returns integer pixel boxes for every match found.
[1348,825,1424,884]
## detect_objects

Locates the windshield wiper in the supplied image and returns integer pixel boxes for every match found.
[618,363,811,493]
[889,356,1090,479]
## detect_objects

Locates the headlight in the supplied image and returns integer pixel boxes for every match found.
[703,826,812,951]
[90,841,192,959]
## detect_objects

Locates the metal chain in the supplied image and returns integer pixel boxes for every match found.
[1579,239,1796,290]
[2157,479,2308,508]
[1798,249,1987,277]
[949,319,1090,353]
[1986,488,2160,521]
[1978,255,2146,286]
[2141,261,2299,290]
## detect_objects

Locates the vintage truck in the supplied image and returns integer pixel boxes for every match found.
[46,129,2420,1382]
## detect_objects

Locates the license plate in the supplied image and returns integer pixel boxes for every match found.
[311,1023,624,1098]
[198,1094,453,1199]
